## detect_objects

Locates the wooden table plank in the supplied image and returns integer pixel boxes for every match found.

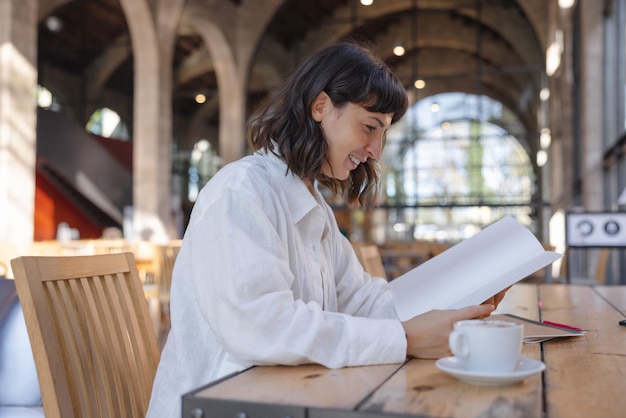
[539,284,626,418]
[192,363,401,409]
[494,282,541,321]
[359,346,543,418]
[594,285,626,315]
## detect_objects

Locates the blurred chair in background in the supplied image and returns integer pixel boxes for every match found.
[152,240,182,346]
[0,277,44,417]
[352,243,387,280]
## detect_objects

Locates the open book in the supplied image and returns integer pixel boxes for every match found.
[389,216,562,321]
[490,314,585,344]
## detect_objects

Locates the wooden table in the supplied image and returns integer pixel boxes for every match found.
[182,284,626,418]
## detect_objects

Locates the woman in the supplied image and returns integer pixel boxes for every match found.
[147,41,501,418]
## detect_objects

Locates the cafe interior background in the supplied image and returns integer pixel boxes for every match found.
[1,0,626,286]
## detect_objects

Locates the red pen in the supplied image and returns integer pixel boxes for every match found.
[542,320,583,331]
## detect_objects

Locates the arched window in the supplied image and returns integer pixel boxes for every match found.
[86,107,130,140]
[369,93,535,243]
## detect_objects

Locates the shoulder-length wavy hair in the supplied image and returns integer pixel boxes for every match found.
[248,41,408,208]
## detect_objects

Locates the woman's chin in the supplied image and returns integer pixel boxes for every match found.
[322,167,351,180]
[338,170,351,180]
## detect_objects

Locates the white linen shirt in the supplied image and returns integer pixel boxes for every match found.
[146,149,407,418]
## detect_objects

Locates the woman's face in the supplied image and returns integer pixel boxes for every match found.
[311,92,393,180]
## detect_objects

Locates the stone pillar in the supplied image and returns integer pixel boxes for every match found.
[0,0,38,242]
[196,21,246,165]
[120,0,184,243]
[549,1,574,213]
[555,2,605,280]
[579,1,604,212]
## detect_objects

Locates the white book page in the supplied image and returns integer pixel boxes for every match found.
[390,216,562,321]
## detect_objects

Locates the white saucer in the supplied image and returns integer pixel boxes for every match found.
[435,356,545,386]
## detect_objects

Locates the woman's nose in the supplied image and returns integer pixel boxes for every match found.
[365,134,383,160]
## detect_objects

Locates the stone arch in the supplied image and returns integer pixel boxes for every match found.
[86,33,132,99]
[38,0,72,21]
[183,0,284,163]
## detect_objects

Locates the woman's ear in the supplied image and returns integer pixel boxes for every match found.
[311,91,330,122]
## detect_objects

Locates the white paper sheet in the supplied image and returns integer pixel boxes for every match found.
[390,216,562,321]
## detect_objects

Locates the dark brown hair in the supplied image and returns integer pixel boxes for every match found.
[248,41,408,208]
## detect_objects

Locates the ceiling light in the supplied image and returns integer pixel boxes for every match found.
[539,88,550,101]
[360,0,374,5]
[414,79,425,89]
[559,0,575,9]
[430,103,440,112]
[45,16,64,33]
[392,44,405,57]
[195,93,206,104]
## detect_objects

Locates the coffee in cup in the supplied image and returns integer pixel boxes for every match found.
[448,319,523,373]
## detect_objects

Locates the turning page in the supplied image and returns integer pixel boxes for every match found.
[390,216,562,321]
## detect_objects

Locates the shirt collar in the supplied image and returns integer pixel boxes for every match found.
[256,149,321,224]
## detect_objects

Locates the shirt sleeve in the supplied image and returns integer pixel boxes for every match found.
[187,188,407,369]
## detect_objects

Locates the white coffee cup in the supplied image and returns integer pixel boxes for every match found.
[448,319,523,373]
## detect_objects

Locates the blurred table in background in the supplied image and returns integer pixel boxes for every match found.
[0,238,182,349]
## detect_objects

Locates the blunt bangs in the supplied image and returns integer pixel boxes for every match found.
[322,45,408,124]
[362,72,408,124]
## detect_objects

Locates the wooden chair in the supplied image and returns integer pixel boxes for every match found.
[152,240,182,343]
[352,243,387,280]
[10,252,160,418]
[558,248,611,285]
[593,248,611,284]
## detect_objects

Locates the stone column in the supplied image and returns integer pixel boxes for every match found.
[579,1,604,212]
[556,2,605,280]
[0,0,38,242]
[119,0,184,243]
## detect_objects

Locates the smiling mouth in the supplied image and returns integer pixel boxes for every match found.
[349,155,361,167]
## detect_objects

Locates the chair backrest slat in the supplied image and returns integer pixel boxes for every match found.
[76,277,115,418]
[51,279,97,417]
[102,272,141,416]
[11,253,160,418]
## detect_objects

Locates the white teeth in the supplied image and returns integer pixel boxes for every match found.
[350,155,361,166]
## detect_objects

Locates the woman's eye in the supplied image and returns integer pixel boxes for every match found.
[366,125,376,132]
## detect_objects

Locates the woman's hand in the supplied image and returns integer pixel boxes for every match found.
[476,286,512,318]
[401,304,494,359]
